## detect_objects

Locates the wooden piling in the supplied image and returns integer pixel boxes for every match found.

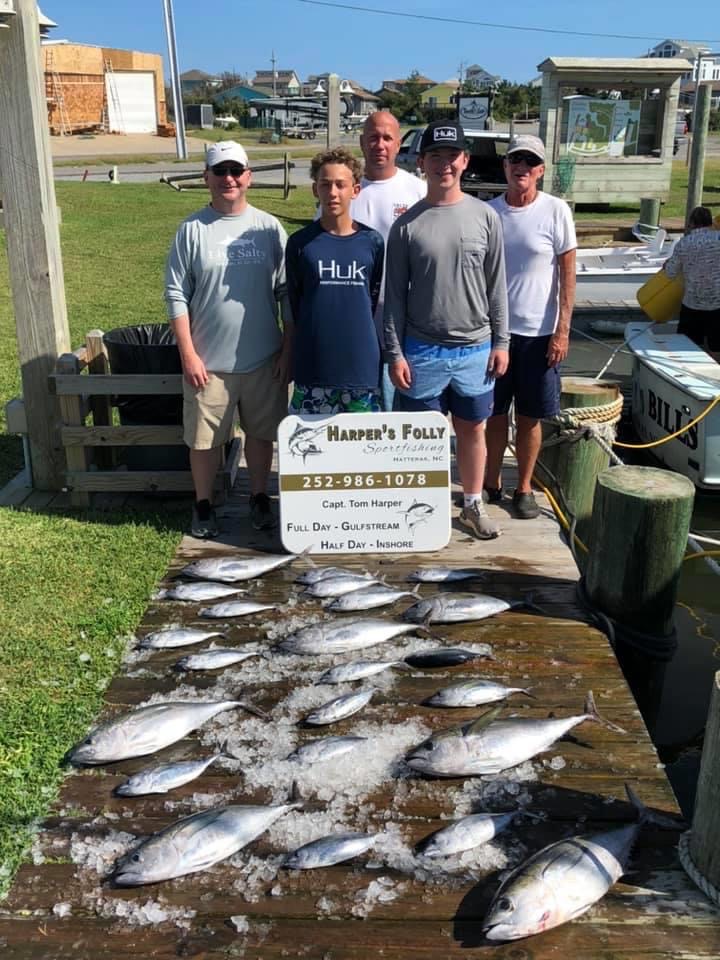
[689,670,720,896]
[585,465,694,637]
[538,377,621,548]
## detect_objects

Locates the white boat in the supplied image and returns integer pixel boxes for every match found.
[625,321,720,490]
[576,230,676,305]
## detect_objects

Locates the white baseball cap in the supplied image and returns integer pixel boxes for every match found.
[205,141,249,169]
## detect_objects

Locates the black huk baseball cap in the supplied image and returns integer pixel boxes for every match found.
[419,120,468,154]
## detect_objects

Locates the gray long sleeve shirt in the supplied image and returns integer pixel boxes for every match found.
[165,204,289,374]
[383,195,509,361]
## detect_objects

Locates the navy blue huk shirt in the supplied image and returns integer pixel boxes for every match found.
[286,221,385,390]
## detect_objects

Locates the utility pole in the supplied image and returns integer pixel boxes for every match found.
[271,50,277,96]
[326,73,340,148]
[0,0,70,489]
[686,81,712,226]
[162,0,188,161]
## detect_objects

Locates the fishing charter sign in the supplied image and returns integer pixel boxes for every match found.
[278,412,451,554]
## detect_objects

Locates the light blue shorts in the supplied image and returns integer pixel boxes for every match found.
[394,336,495,422]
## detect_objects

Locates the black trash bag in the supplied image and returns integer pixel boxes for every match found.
[103,324,189,471]
[103,324,183,424]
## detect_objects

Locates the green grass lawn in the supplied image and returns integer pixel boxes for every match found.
[0,179,316,897]
[0,157,716,897]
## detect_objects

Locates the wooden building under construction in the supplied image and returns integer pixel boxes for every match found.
[43,42,167,135]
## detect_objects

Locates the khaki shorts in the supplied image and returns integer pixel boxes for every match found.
[183,356,289,450]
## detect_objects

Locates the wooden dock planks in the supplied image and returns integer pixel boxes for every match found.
[1,472,719,958]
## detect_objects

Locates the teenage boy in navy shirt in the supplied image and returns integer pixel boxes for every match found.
[286,148,385,413]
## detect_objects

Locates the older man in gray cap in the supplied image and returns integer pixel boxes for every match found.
[485,134,576,519]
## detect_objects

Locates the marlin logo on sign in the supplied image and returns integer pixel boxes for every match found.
[434,127,457,143]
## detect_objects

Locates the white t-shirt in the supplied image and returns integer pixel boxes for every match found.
[351,168,427,244]
[351,169,427,331]
[488,191,576,337]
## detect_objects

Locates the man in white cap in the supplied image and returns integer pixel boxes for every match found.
[352,111,426,410]
[165,141,292,537]
[485,134,576,519]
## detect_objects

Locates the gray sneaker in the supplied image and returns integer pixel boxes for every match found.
[249,493,276,531]
[458,501,500,540]
[191,504,218,539]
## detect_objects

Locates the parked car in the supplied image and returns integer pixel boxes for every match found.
[396,127,511,199]
[214,115,238,129]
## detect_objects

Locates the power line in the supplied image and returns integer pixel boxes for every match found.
[297,0,720,45]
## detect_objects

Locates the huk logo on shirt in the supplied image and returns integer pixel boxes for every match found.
[317,259,367,285]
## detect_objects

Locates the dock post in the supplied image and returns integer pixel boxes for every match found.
[684,670,720,903]
[638,197,661,239]
[584,465,694,639]
[538,377,621,549]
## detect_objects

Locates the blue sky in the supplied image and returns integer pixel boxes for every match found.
[42,1,719,89]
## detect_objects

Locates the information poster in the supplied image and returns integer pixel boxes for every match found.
[278,412,451,555]
[458,96,489,131]
[566,97,641,157]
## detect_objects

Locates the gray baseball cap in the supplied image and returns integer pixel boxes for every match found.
[506,134,545,161]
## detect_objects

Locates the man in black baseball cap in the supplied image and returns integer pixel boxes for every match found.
[383,119,510,540]
[418,120,468,154]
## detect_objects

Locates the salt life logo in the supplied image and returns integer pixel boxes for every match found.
[228,237,265,262]
[318,259,367,286]
[214,234,266,264]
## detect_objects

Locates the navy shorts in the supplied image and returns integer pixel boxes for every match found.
[393,336,494,423]
[678,305,720,352]
[492,334,560,419]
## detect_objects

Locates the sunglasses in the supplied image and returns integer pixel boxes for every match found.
[210,164,246,177]
[507,153,543,167]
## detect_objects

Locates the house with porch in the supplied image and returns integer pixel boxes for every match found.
[642,39,720,107]
[253,69,301,96]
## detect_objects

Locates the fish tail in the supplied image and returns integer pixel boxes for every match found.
[521,590,548,615]
[392,660,413,672]
[288,779,310,810]
[234,696,271,721]
[584,690,627,734]
[624,783,685,829]
[520,688,537,700]
[297,545,316,567]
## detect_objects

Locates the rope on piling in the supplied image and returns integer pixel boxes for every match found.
[542,396,625,467]
[678,831,720,907]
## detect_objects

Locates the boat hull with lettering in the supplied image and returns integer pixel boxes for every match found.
[626,321,720,490]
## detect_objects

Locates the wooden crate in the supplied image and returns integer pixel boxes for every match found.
[49,329,242,507]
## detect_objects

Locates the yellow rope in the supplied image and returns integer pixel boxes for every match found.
[538,480,589,555]
[511,439,591,556]
[615,394,720,450]
[683,550,720,562]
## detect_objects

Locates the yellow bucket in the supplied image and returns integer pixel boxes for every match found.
[636,268,684,323]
